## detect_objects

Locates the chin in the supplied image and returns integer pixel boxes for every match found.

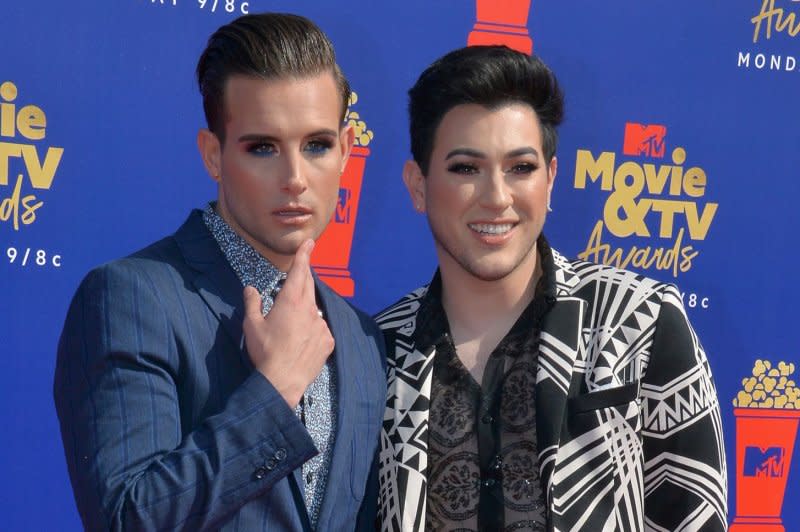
[461,260,520,282]
[274,237,308,256]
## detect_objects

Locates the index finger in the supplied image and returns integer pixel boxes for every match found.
[281,239,314,301]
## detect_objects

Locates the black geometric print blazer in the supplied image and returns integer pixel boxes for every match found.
[374,245,727,531]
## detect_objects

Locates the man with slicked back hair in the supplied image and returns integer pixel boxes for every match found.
[54,13,385,531]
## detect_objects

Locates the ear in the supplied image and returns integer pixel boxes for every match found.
[402,160,426,213]
[197,129,222,182]
[338,123,355,174]
[546,155,558,202]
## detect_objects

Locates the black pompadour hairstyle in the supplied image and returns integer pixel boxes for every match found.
[408,45,564,174]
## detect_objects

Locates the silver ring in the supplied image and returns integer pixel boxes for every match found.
[316,309,324,318]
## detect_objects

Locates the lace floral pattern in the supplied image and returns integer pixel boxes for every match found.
[428,451,481,521]
[500,362,537,433]
[429,382,476,447]
[425,289,551,530]
[501,441,543,511]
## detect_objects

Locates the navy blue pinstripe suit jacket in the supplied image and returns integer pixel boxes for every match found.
[54,210,386,531]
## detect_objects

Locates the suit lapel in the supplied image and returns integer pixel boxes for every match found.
[173,210,249,361]
[313,280,356,530]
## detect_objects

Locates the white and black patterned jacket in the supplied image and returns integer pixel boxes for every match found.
[374,245,727,531]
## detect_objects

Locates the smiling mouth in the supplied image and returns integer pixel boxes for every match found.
[468,223,515,235]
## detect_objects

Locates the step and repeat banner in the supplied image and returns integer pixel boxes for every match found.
[2,1,798,529]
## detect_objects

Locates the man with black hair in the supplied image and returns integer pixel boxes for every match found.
[54,13,385,531]
[376,45,727,531]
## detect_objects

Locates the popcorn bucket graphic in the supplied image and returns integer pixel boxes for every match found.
[730,408,800,531]
[311,146,369,297]
[467,0,533,54]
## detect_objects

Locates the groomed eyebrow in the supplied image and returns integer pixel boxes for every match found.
[237,134,279,143]
[445,148,485,160]
[445,146,540,160]
[237,129,339,143]
[506,147,540,159]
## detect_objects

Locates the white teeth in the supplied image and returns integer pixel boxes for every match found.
[469,223,513,235]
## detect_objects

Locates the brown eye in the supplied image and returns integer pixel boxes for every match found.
[509,163,537,175]
[447,163,478,175]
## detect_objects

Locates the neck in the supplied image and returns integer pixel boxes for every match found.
[439,245,541,337]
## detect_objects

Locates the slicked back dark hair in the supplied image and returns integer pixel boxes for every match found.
[409,45,564,174]
[196,12,350,144]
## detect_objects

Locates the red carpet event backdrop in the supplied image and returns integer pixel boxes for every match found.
[2,1,798,529]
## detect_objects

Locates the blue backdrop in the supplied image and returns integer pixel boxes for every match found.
[2,1,799,529]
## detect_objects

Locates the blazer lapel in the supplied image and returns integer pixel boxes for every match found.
[386,289,438,531]
[535,250,588,525]
[535,298,585,496]
[392,344,436,531]
[313,280,356,530]
[173,210,248,359]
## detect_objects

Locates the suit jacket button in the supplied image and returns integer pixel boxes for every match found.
[265,458,277,471]
[275,448,287,461]
[253,467,267,480]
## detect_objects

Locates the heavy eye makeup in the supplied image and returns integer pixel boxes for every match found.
[443,146,541,177]
[238,134,278,157]
[503,147,541,176]
[506,160,539,175]
[445,159,539,176]
[303,136,334,156]
[446,161,480,175]
[237,131,336,158]
[245,141,277,157]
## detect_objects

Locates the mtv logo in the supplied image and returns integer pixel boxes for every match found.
[623,122,667,158]
[335,187,352,224]
[744,446,785,478]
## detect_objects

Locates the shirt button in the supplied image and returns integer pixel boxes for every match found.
[482,478,496,488]
[306,472,314,484]
[274,448,287,460]
[481,414,493,424]
[492,456,503,470]
[254,467,267,480]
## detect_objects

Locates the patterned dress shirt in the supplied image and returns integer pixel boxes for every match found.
[203,203,336,529]
[417,249,556,531]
